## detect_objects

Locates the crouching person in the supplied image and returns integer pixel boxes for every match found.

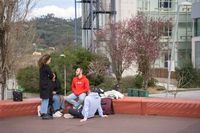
[64,90,108,122]
[52,72,65,117]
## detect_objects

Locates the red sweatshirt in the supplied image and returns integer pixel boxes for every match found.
[71,75,90,96]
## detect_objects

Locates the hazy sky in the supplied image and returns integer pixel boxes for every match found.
[29,0,81,19]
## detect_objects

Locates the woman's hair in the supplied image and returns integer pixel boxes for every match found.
[38,54,51,68]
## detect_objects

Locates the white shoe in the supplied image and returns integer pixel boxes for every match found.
[63,113,74,119]
[37,105,41,117]
[53,111,62,118]
[57,111,63,116]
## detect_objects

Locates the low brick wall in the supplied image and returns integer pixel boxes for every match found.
[1,97,200,118]
[113,97,200,118]
[0,98,70,118]
[0,98,40,118]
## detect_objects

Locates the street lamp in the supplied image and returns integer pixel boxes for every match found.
[167,1,192,97]
[60,54,67,96]
[32,43,37,52]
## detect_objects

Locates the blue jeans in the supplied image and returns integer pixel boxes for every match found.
[40,99,49,114]
[65,93,86,107]
[53,95,65,111]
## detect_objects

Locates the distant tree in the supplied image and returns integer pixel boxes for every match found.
[50,45,108,93]
[96,22,134,88]
[126,15,172,89]
[0,0,34,100]
[34,14,82,50]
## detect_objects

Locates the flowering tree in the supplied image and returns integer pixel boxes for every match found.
[96,22,134,88]
[126,15,172,89]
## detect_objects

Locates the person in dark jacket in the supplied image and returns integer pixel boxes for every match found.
[52,72,65,117]
[38,54,55,120]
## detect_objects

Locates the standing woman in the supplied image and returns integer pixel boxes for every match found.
[38,54,55,120]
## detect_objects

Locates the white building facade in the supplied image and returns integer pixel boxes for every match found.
[81,0,200,78]
[191,2,200,68]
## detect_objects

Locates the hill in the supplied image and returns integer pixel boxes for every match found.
[32,14,82,50]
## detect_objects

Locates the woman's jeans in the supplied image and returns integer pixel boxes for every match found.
[40,99,49,114]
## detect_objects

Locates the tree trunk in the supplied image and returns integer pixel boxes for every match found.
[0,31,8,100]
[1,71,7,100]
[115,73,122,92]
[0,26,6,100]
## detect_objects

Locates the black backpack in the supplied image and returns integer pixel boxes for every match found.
[93,88,104,96]
[13,90,23,101]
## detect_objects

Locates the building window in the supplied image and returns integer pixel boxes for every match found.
[163,26,172,36]
[194,18,200,36]
[195,41,200,68]
[164,52,170,68]
[159,0,172,8]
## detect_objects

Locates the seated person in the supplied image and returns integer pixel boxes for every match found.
[65,68,90,109]
[64,90,108,122]
[52,72,65,117]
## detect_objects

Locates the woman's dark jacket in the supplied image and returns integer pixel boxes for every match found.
[53,79,62,95]
[39,64,54,99]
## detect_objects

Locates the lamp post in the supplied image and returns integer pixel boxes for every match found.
[167,1,192,97]
[60,54,67,96]
[32,43,37,52]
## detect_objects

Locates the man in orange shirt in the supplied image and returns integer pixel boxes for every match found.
[65,68,90,109]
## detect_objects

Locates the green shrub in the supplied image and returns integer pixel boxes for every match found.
[120,75,158,93]
[88,74,104,87]
[196,69,200,87]
[16,46,109,94]
[97,76,116,91]
[121,76,136,93]
[148,78,158,87]
[16,66,39,93]
[133,75,144,89]
[176,62,198,88]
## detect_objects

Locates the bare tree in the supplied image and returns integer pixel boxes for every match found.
[0,0,35,100]
[87,54,110,76]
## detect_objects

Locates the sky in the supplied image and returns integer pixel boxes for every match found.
[29,0,81,19]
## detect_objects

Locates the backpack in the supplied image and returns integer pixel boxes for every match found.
[13,90,23,101]
[101,98,114,115]
[93,88,105,96]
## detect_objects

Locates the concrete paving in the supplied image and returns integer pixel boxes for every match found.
[150,90,200,100]
[0,115,200,133]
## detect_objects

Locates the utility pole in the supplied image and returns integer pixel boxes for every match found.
[74,0,78,45]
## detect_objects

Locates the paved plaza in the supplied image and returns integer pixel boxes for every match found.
[0,114,200,133]
[150,90,200,100]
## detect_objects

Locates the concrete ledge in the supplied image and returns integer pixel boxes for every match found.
[0,99,40,118]
[113,97,200,118]
[0,98,70,118]
[1,97,200,118]
[112,97,142,115]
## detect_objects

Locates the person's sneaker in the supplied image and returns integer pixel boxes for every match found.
[63,113,74,119]
[57,111,63,116]
[41,114,53,120]
[53,111,62,118]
